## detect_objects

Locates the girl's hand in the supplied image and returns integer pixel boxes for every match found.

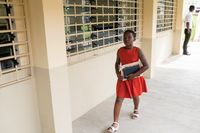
[127,73,137,80]
[117,72,123,80]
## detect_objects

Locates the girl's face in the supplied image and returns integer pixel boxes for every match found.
[123,32,135,48]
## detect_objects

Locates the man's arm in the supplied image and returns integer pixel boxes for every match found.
[186,22,191,33]
[185,14,191,33]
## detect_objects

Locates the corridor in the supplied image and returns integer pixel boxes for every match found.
[72,42,200,133]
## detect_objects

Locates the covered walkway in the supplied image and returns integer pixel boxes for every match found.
[72,42,200,133]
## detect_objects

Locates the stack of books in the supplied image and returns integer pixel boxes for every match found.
[120,61,140,80]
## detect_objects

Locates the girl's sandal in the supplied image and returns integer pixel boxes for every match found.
[107,122,119,133]
[130,109,139,119]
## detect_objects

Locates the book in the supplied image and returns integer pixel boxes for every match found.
[122,64,140,79]
[120,61,140,80]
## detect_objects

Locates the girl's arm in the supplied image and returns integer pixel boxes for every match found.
[115,51,123,80]
[127,48,149,79]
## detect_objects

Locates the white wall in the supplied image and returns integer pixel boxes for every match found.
[0,79,41,133]
[68,50,118,120]
[154,31,174,65]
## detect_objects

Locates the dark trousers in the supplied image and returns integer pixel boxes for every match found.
[183,29,191,53]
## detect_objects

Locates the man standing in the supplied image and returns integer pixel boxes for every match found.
[183,5,195,55]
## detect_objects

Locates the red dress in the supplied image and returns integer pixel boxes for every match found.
[116,47,148,98]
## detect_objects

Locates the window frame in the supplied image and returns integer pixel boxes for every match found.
[156,0,177,32]
[0,0,32,87]
[63,0,144,64]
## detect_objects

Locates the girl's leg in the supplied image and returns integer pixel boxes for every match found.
[130,96,140,119]
[108,97,124,132]
[113,97,124,123]
[133,96,140,110]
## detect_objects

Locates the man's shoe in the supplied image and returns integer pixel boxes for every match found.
[183,52,191,55]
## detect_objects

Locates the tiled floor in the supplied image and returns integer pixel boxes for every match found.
[73,42,200,133]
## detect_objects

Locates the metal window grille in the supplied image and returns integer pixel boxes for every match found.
[156,0,176,32]
[63,0,143,58]
[0,0,31,87]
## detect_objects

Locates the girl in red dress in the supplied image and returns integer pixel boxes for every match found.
[107,30,149,132]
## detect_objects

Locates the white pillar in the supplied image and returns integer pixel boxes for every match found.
[142,0,157,78]
[172,0,184,54]
[27,0,72,133]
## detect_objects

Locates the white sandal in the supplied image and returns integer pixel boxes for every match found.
[130,109,139,119]
[107,122,119,133]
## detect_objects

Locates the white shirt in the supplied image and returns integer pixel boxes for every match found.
[185,12,193,29]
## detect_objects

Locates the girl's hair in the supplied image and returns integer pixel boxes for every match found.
[124,30,136,40]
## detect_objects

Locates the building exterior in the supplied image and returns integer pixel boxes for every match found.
[0,0,188,133]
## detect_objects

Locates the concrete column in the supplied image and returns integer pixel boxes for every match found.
[27,0,72,133]
[141,0,157,78]
[172,0,184,54]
